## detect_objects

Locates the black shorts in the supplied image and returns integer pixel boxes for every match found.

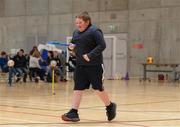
[74,64,104,91]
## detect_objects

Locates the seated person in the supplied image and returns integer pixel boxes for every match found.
[29,50,45,82]
[0,51,9,72]
[13,49,28,82]
[54,51,67,81]
[46,51,62,82]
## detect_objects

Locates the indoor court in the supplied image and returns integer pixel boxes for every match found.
[0,80,180,127]
[1,0,180,127]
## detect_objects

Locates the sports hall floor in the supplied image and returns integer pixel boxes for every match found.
[0,79,180,127]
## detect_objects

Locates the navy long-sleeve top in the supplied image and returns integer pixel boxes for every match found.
[71,24,106,66]
[13,55,27,68]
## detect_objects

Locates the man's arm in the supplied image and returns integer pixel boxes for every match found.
[86,30,106,61]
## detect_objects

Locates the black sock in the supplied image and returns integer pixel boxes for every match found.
[70,108,78,113]
[106,102,113,109]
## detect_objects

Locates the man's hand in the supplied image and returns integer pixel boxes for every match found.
[83,54,90,62]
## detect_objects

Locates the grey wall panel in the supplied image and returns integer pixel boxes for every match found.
[129,21,145,42]
[7,26,25,42]
[73,0,99,13]
[0,0,4,17]
[49,0,72,14]
[159,20,180,62]
[159,8,180,20]
[129,61,142,77]
[4,0,25,16]
[160,7,180,19]
[129,8,160,21]
[100,0,128,11]
[0,24,3,44]
[5,25,25,45]
[99,11,128,22]
[48,24,72,41]
[26,25,48,39]
[49,14,73,25]
[26,16,48,26]
[161,0,180,6]
[26,0,48,15]
[4,17,25,27]
[143,21,158,40]
[129,0,161,10]
[2,17,26,51]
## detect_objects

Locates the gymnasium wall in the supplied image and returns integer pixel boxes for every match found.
[0,0,180,77]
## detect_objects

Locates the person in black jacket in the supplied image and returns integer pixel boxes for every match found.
[61,11,116,122]
[13,49,28,82]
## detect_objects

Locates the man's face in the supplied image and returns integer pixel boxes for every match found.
[75,18,89,32]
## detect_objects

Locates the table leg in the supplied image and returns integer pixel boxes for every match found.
[143,64,147,80]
